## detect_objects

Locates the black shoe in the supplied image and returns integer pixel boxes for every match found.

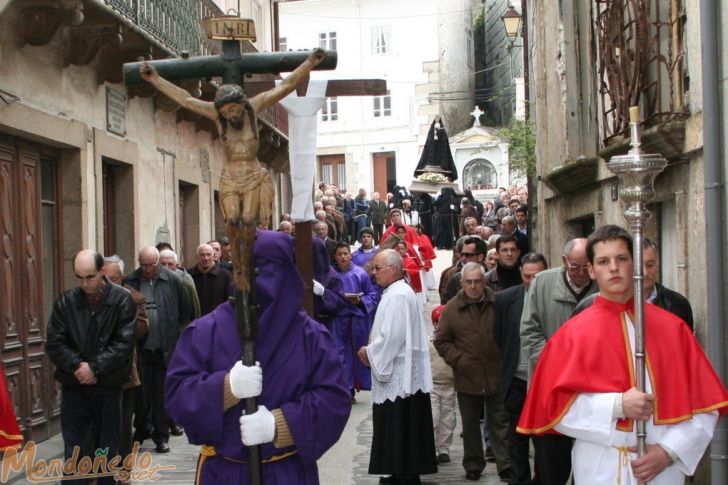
[465,471,481,481]
[170,425,184,436]
[155,442,170,453]
[498,468,511,483]
[438,453,451,463]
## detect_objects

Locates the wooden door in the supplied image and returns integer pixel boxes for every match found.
[372,153,387,196]
[0,135,61,442]
[372,151,396,196]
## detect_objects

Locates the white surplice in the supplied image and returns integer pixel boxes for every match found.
[366,279,432,404]
[554,314,718,485]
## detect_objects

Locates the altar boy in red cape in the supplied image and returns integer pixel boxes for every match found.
[518,225,728,485]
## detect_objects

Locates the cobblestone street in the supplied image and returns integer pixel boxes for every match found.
[133,249,509,484]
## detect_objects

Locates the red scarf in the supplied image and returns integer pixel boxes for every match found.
[518,296,728,435]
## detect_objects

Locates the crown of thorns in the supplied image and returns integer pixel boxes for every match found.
[214,84,247,108]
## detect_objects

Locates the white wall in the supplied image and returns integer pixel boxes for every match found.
[279,0,473,193]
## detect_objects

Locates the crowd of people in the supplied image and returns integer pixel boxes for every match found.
[31,181,728,485]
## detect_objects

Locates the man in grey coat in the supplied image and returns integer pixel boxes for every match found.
[519,238,598,485]
[126,246,191,453]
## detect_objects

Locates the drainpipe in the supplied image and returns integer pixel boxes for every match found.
[700,0,727,484]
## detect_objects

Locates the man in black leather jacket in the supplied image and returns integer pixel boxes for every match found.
[46,249,137,485]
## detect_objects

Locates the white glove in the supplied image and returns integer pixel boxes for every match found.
[239,405,276,446]
[229,361,262,399]
[312,279,325,296]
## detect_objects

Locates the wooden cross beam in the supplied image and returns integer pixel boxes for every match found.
[244,79,387,98]
[123,40,337,87]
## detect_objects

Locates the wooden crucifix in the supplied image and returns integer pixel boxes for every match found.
[123,19,339,485]
[123,16,386,484]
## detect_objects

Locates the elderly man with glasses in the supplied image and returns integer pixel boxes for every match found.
[358,249,437,484]
[435,262,511,481]
[519,237,598,485]
[125,246,191,454]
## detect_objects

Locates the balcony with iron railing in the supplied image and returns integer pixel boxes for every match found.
[595,0,688,157]
[100,0,224,56]
[542,0,688,195]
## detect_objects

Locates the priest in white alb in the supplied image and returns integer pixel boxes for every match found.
[358,249,438,484]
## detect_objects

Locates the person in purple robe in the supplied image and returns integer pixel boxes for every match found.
[331,243,381,402]
[165,230,351,484]
[311,236,345,330]
[351,227,378,271]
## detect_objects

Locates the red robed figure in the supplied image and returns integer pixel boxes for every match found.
[518,296,728,435]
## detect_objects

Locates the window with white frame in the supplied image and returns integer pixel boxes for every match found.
[371,25,391,55]
[322,97,338,121]
[373,91,391,117]
[252,0,263,47]
[279,37,287,51]
[318,32,337,51]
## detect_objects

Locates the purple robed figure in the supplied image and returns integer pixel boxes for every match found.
[312,237,345,330]
[332,262,380,396]
[165,231,351,484]
[352,246,377,269]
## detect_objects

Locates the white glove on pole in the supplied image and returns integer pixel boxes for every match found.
[239,405,276,446]
[312,279,325,296]
[229,361,262,399]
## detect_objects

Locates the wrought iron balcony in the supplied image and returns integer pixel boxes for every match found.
[594,0,687,147]
[103,0,224,56]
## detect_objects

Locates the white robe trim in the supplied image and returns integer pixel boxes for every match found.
[554,314,718,485]
[367,279,433,404]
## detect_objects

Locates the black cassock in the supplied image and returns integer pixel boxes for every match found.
[432,188,459,249]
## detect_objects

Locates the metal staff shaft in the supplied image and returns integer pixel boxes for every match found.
[632,216,647,456]
[608,106,667,457]
[235,223,262,484]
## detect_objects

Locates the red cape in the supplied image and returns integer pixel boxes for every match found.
[417,234,436,270]
[0,366,22,450]
[380,224,419,248]
[518,296,728,435]
[402,255,423,292]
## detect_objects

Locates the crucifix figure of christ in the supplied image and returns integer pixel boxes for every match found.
[138,48,326,292]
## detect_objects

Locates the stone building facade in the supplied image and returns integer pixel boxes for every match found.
[279,0,475,196]
[526,1,706,338]
[0,0,288,443]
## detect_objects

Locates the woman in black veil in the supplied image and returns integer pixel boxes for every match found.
[463,188,484,223]
[432,187,459,249]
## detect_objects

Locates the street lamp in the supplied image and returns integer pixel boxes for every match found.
[501,6,522,44]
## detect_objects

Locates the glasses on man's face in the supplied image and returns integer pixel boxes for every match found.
[566,260,589,273]
[139,262,158,269]
[461,252,480,258]
[372,264,393,272]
